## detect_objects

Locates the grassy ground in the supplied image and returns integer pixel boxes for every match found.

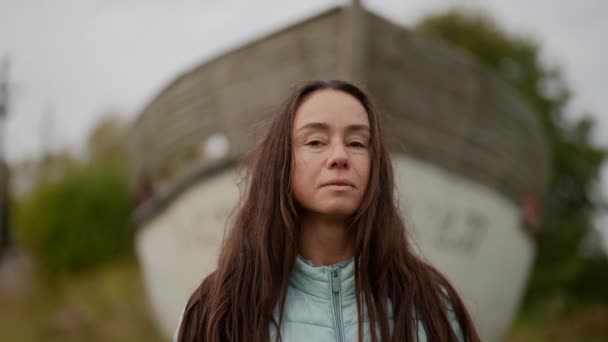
[505,304,608,341]
[1,255,606,342]
[0,256,166,342]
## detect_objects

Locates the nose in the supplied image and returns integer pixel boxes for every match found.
[328,142,349,169]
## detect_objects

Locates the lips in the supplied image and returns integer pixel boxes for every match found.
[321,179,355,188]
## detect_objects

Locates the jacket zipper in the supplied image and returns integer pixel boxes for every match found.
[330,267,344,342]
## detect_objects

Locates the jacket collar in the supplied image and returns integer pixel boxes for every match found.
[290,255,356,299]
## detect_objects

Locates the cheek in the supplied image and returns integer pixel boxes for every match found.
[291,156,314,201]
[355,156,371,186]
[292,152,318,182]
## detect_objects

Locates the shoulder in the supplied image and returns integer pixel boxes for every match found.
[415,299,465,342]
[439,284,466,341]
[446,299,465,341]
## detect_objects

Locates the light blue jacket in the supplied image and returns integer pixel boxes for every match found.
[175,256,464,341]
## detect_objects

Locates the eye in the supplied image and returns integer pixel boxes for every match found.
[306,140,324,147]
[348,141,366,148]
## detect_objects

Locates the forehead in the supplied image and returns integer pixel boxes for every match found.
[293,90,370,129]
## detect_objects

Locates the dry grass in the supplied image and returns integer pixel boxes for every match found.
[505,305,608,342]
[3,254,606,342]
[0,256,166,342]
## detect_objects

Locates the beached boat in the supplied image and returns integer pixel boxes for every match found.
[127,5,550,341]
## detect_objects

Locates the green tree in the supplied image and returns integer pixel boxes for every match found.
[15,163,132,274]
[416,9,607,307]
[14,114,133,274]
[86,113,129,167]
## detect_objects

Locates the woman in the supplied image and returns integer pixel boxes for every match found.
[176,80,480,341]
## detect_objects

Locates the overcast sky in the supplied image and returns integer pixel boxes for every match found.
[1,0,607,237]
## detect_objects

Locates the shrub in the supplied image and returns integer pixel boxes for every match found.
[15,163,133,274]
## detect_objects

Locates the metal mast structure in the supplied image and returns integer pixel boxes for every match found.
[0,56,12,257]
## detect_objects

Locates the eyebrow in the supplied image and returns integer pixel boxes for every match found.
[295,122,370,134]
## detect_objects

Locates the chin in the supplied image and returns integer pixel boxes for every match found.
[317,203,358,218]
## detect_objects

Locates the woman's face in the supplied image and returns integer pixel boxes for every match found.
[291,89,371,219]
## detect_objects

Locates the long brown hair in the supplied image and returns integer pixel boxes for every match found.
[177,80,480,341]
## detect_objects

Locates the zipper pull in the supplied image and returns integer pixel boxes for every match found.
[331,268,340,293]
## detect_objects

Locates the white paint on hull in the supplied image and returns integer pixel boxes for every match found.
[392,154,534,341]
[136,153,534,341]
[135,170,240,336]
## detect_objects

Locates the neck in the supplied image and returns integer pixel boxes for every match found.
[298,213,354,266]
